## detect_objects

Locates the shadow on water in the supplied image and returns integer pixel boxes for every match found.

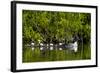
[22,42,91,63]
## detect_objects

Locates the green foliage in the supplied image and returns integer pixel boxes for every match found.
[22,10,91,44]
[22,10,91,62]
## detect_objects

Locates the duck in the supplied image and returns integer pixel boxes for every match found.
[50,43,53,50]
[31,42,35,50]
[59,43,63,50]
[67,41,78,52]
[40,42,44,50]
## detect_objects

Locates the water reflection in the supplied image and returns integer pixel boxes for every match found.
[26,41,78,52]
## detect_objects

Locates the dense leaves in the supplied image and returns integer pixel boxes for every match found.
[22,10,91,44]
[22,10,91,62]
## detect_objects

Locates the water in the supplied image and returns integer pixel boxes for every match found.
[28,42,78,52]
[23,42,91,63]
